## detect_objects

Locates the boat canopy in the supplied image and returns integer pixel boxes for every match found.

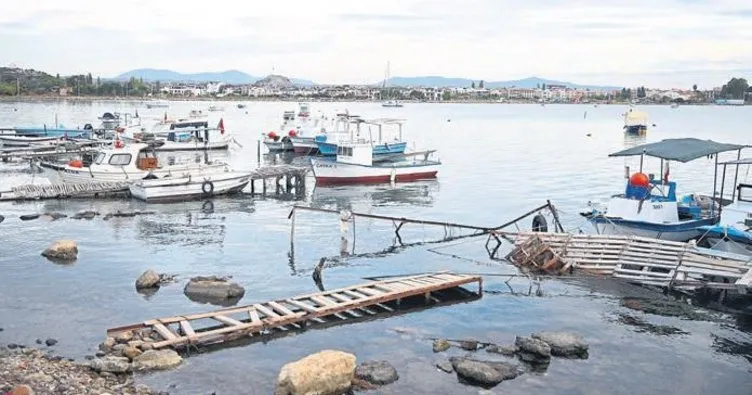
[608,138,747,163]
[720,157,752,165]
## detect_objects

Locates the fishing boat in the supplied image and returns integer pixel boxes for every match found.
[697,158,752,256]
[124,116,231,152]
[315,116,408,157]
[581,138,746,242]
[14,125,90,138]
[382,100,403,108]
[0,135,62,148]
[310,141,440,185]
[237,103,247,109]
[145,99,169,109]
[267,103,330,154]
[623,109,648,135]
[208,105,225,112]
[36,140,229,184]
[129,171,251,203]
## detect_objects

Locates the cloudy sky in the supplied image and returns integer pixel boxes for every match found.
[1,0,750,88]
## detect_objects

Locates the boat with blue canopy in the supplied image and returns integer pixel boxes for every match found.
[581,138,748,242]
[315,116,408,158]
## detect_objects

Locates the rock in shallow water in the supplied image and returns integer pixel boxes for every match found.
[135,269,161,289]
[44,338,57,347]
[131,349,182,371]
[90,356,130,373]
[515,336,551,363]
[41,240,78,262]
[275,350,356,395]
[486,344,518,356]
[450,357,521,388]
[20,214,40,221]
[531,331,589,358]
[436,360,454,373]
[433,339,451,353]
[184,276,245,304]
[355,360,399,385]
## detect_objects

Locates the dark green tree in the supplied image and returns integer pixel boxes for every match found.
[471,81,475,89]
[479,80,484,89]
[720,77,749,99]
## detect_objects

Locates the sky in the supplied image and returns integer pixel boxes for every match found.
[1,0,751,89]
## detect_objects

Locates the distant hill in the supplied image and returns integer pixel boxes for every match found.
[379,75,622,90]
[114,68,315,86]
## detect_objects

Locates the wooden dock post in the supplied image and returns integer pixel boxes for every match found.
[256,140,261,166]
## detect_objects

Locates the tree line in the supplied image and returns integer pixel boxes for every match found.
[0,67,152,96]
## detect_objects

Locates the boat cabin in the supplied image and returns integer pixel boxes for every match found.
[84,142,161,171]
[337,141,374,166]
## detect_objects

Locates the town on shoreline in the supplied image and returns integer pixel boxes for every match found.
[1,66,750,106]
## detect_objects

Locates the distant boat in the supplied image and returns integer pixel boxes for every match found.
[237,103,247,109]
[145,100,169,109]
[208,105,225,112]
[623,109,648,135]
[381,61,404,108]
[671,103,679,109]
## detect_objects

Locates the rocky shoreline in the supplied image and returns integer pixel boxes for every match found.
[0,345,161,395]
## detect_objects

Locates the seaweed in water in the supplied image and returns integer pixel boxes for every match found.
[612,313,690,336]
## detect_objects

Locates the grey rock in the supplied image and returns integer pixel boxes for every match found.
[44,212,68,220]
[436,360,454,373]
[515,336,551,362]
[90,356,131,373]
[531,331,589,358]
[71,210,99,220]
[432,339,451,353]
[41,240,78,262]
[45,338,58,346]
[184,276,245,302]
[450,358,504,388]
[36,339,43,344]
[459,340,479,351]
[20,214,40,221]
[135,269,161,289]
[355,360,399,385]
[0,215,5,224]
[486,344,518,356]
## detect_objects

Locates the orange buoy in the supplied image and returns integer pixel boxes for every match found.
[288,129,297,137]
[629,172,650,188]
[114,139,124,149]
[268,131,278,139]
[69,159,83,168]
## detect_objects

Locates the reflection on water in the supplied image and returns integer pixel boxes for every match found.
[1,102,751,394]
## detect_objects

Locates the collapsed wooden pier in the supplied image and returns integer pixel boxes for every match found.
[0,181,131,201]
[106,272,481,350]
[248,164,309,197]
[508,232,752,293]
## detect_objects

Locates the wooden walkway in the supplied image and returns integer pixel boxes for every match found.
[0,181,131,201]
[107,272,481,350]
[509,232,752,292]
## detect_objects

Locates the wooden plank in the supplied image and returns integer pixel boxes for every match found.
[343,290,368,299]
[328,293,354,303]
[248,308,261,324]
[310,295,338,307]
[213,315,244,327]
[286,299,320,313]
[255,304,283,319]
[179,320,196,339]
[268,301,299,317]
[357,287,384,297]
[153,322,177,341]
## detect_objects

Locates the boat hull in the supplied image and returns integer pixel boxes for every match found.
[311,159,439,186]
[14,128,89,138]
[292,137,319,154]
[264,140,294,152]
[624,125,647,135]
[588,216,715,242]
[702,237,752,257]
[317,141,408,157]
[129,173,250,203]
[0,135,62,147]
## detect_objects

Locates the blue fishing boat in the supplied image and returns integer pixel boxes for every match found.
[14,124,90,138]
[697,158,752,256]
[581,138,747,242]
[315,116,408,158]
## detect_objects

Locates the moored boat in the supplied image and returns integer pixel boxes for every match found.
[145,100,169,109]
[697,158,752,256]
[623,108,648,135]
[36,140,229,184]
[581,138,746,242]
[0,135,63,148]
[123,116,231,152]
[315,116,408,158]
[129,171,251,203]
[310,141,440,185]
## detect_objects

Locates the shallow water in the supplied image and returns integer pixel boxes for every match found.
[1,100,751,394]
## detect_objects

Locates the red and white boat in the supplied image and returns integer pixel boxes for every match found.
[310,141,440,185]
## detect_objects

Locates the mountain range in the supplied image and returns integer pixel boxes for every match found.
[114,69,622,90]
[114,69,316,86]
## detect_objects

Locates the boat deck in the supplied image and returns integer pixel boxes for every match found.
[106,271,482,350]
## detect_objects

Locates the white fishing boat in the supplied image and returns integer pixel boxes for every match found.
[380,61,404,108]
[310,141,440,185]
[623,108,648,135]
[581,138,746,242]
[145,99,169,109]
[208,105,225,112]
[129,171,251,203]
[0,135,62,148]
[36,140,229,184]
[264,103,330,154]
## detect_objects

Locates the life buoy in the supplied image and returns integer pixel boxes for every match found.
[532,214,548,232]
[114,139,124,149]
[201,180,214,195]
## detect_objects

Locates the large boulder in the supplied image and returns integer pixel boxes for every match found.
[135,270,161,289]
[41,240,78,262]
[515,336,551,364]
[275,350,356,395]
[450,357,521,388]
[131,349,182,371]
[184,276,245,306]
[532,331,589,358]
[90,356,130,373]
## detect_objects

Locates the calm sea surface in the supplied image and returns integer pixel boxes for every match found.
[0,100,751,394]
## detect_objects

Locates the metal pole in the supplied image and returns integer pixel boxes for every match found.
[732,148,742,202]
[639,151,645,172]
[257,140,261,166]
[718,163,727,216]
[712,154,719,216]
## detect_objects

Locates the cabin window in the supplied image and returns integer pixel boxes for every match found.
[94,152,106,165]
[738,184,752,203]
[109,153,132,166]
